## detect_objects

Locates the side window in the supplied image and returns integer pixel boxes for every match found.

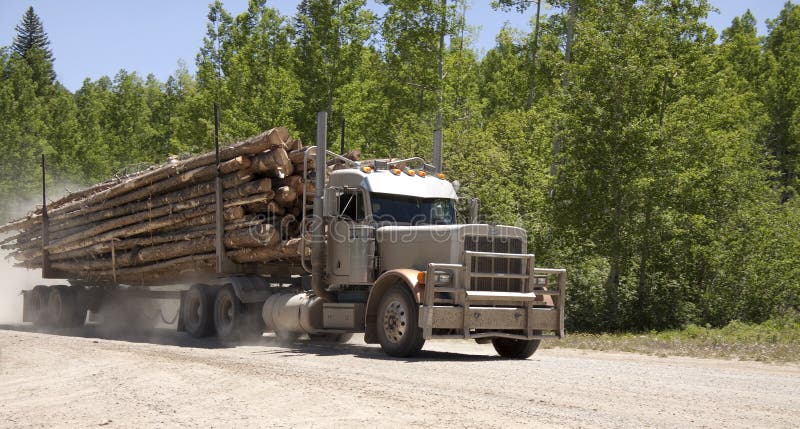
[338,191,364,221]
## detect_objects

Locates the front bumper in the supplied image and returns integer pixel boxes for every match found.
[418,252,566,341]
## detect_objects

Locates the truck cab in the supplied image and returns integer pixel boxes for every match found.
[280,156,567,358]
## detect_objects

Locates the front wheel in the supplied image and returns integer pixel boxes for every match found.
[491,337,541,359]
[376,285,425,357]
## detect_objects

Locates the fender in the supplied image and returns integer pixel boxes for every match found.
[220,275,272,304]
[364,269,424,343]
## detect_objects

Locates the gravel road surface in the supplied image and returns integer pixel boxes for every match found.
[1,327,798,428]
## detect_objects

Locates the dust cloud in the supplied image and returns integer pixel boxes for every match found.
[0,184,88,324]
[0,249,60,324]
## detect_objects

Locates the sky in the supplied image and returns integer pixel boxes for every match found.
[0,0,791,92]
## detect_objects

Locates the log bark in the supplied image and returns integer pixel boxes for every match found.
[0,128,286,235]
[46,128,285,217]
[228,238,302,263]
[274,186,297,207]
[245,200,285,216]
[287,139,303,152]
[252,148,293,178]
[289,147,314,165]
[47,217,267,262]
[46,204,245,254]
[49,170,252,233]
[48,223,280,271]
[48,156,250,223]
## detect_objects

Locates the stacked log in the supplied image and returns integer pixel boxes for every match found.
[0,127,353,286]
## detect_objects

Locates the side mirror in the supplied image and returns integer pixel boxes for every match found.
[469,198,480,224]
[323,187,340,218]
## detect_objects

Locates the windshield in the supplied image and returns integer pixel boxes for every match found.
[370,193,456,225]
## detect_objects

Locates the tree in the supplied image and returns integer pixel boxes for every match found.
[718,10,765,89]
[376,0,466,157]
[292,0,375,144]
[195,0,301,142]
[548,0,777,330]
[763,2,800,196]
[11,6,56,93]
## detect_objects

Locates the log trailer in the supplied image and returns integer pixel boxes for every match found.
[20,113,566,358]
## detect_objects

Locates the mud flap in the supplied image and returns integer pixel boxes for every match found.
[22,290,32,323]
[176,291,186,332]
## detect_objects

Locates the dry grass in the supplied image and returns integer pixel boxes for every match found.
[541,317,800,363]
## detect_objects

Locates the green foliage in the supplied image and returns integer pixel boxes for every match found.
[1,0,799,335]
[544,314,800,362]
[11,6,55,89]
[763,2,800,193]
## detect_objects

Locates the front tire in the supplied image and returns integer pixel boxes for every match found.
[376,285,424,357]
[491,337,541,359]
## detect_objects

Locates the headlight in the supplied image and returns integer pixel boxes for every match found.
[434,271,452,284]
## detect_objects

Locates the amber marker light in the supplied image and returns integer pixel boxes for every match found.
[406,169,416,176]
[436,173,446,179]
[418,171,427,177]
[361,166,373,173]
[417,271,426,284]
[391,168,401,175]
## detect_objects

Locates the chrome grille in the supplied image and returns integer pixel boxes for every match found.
[464,235,525,292]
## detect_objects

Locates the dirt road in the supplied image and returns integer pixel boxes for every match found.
[0,327,798,428]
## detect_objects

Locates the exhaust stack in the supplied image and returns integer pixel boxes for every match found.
[312,112,334,301]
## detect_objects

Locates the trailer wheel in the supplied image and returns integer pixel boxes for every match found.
[47,285,78,328]
[491,337,541,359]
[214,286,262,342]
[182,284,214,338]
[69,288,87,327]
[376,285,425,357]
[30,285,50,327]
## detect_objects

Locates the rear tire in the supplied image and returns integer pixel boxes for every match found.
[30,285,50,327]
[47,285,77,328]
[214,286,262,342]
[491,337,541,359]
[376,285,425,357]
[182,284,214,338]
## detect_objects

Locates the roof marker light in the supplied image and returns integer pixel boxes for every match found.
[436,173,446,180]
[406,169,416,176]
[391,168,401,175]
[361,166,373,173]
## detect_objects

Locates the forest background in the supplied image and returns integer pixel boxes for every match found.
[1,0,799,333]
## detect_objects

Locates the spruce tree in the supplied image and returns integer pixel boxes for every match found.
[12,6,56,87]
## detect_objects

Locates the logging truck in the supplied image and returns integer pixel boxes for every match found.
[15,113,566,358]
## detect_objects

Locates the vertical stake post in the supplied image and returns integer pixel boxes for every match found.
[340,116,346,155]
[111,239,117,284]
[213,103,226,274]
[40,154,51,278]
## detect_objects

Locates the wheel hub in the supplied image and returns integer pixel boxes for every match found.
[188,297,201,324]
[382,299,408,343]
[222,299,233,325]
